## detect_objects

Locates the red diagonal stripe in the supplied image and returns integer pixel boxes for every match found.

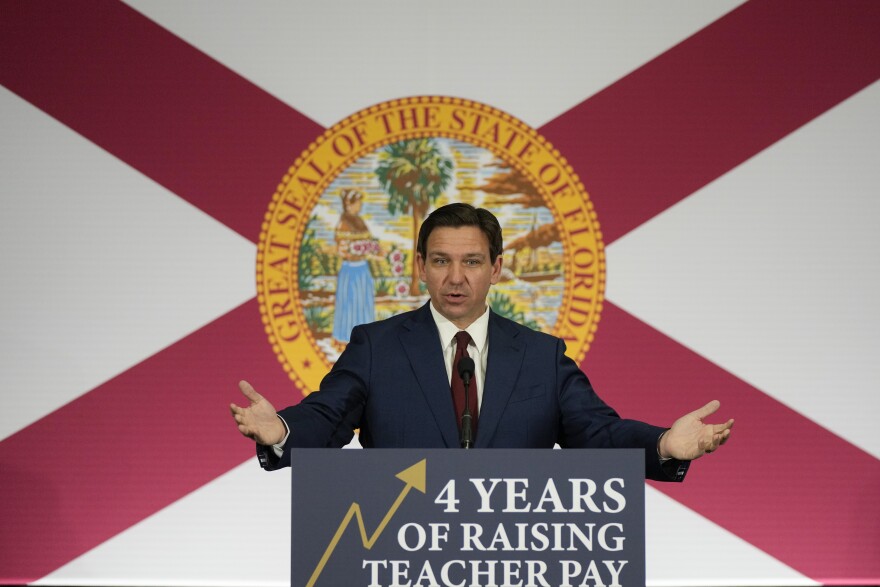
[540,0,880,244]
[0,0,324,243]
[586,303,880,580]
[0,299,300,582]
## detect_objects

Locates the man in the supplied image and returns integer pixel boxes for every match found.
[231,203,733,480]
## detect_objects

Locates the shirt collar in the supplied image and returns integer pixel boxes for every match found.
[429,302,490,354]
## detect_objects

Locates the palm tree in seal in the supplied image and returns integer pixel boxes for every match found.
[375,138,453,295]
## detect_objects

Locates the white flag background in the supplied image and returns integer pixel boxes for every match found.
[1,1,878,586]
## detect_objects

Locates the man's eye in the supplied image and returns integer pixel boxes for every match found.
[433,258,448,265]
[465,259,480,266]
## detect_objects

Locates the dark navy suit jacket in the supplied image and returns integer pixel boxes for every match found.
[259,303,688,482]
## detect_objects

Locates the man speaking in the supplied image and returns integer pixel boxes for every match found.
[231,203,733,481]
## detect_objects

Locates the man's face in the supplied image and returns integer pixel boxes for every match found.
[417,225,502,329]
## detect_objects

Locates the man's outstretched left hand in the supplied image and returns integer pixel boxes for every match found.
[660,400,734,461]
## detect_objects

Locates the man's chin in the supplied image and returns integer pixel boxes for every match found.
[440,305,464,318]
[441,308,483,329]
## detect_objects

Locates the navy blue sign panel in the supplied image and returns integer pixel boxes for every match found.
[291,449,645,587]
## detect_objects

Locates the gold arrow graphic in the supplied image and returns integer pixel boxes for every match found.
[306,458,427,587]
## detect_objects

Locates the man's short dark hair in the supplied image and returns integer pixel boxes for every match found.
[417,203,503,263]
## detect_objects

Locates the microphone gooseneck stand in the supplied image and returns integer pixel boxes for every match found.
[458,357,476,449]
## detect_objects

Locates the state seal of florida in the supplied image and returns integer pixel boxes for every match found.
[258,97,605,393]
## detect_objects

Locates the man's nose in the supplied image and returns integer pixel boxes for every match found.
[448,262,465,283]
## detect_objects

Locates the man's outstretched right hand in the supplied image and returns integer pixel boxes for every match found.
[230,380,286,446]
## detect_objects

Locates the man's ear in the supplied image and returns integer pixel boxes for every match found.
[416,252,427,282]
[490,255,503,284]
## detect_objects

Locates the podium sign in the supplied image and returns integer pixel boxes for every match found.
[291,449,645,587]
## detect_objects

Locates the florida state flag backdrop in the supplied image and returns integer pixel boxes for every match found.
[1,1,878,585]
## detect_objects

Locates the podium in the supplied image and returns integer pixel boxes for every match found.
[291,449,645,587]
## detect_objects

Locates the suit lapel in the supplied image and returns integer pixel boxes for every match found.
[399,303,460,448]
[476,312,526,447]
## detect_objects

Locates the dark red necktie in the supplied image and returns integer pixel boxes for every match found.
[451,330,478,437]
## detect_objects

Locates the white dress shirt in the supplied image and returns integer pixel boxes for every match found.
[428,302,490,411]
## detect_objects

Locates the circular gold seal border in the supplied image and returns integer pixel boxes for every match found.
[257,96,605,393]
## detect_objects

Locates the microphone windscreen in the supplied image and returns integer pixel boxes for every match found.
[458,356,476,378]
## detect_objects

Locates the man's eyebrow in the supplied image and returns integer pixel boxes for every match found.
[427,251,486,258]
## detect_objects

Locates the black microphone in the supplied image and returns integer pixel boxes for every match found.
[457,357,476,449]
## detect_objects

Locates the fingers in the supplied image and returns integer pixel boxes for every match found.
[703,425,733,455]
[231,402,257,439]
[237,423,256,440]
[238,380,263,405]
[711,420,734,450]
[230,402,247,419]
[693,399,721,420]
[712,418,735,433]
